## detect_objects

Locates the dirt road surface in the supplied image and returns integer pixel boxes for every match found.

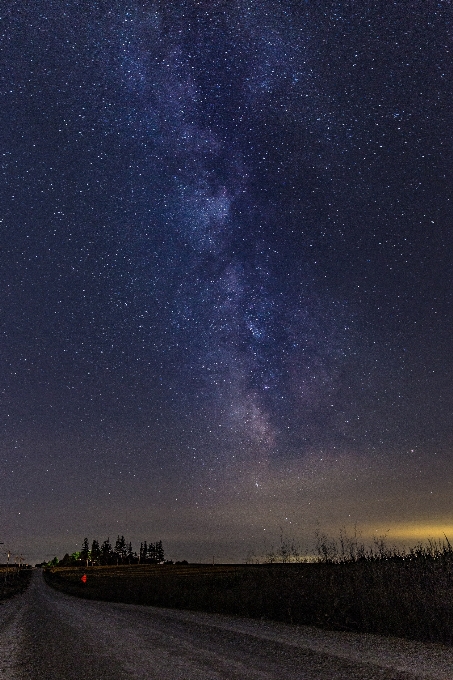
[0,570,452,679]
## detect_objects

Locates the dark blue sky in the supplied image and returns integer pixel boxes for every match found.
[1,1,452,563]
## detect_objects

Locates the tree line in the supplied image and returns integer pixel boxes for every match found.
[51,535,166,567]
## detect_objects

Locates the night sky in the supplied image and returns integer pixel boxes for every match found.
[1,1,452,565]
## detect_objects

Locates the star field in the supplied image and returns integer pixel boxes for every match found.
[1,1,452,563]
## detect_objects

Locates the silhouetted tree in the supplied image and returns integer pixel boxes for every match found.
[81,537,90,566]
[100,537,112,565]
[126,541,134,564]
[59,553,73,566]
[146,540,165,563]
[140,541,148,564]
[91,539,101,565]
[114,535,127,564]
[156,540,165,563]
[147,542,156,563]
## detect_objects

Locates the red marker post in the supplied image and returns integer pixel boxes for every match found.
[81,574,87,583]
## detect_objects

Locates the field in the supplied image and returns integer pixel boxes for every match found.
[45,555,453,645]
[0,566,33,601]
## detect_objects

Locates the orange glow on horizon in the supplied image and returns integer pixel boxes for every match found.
[363,523,453,543]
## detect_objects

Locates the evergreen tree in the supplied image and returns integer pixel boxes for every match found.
[147,542,156,563]
[141,541,148,564]
[91,539,101,565]
[114,535,127,564]
[100,537,112,565]
[81,537,90,566]
[127,541,134,564]
[145,541,164,563]
[156,540,165,563]
[59,553,72,566]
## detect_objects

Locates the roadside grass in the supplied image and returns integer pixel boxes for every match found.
[44,541,453,645]
[0,566,32,601]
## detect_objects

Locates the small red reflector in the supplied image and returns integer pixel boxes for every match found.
[81,574,87,583]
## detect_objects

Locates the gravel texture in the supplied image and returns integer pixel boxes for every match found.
[0,570,452,679]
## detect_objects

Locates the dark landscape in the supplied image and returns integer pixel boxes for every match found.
[44,539,453,646]
[0,565,32,601]
[6,569,453,679]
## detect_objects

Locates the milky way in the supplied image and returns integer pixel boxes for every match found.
[1,1,452,563]
[112,1,355,465]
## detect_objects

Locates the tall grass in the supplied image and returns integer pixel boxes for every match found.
[266,526,453,564]
[0,566,32,601]
[261,531,453,642]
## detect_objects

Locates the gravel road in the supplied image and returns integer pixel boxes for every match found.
[0,570,452,679]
